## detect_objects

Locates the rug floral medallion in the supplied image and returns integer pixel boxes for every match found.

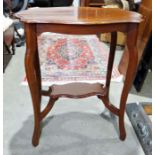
[23,33,122,86]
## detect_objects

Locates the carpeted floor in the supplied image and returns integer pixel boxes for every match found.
[3,43,152,155]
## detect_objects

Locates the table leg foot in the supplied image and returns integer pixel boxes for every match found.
[119,116,126,141]
[32,125,41,147]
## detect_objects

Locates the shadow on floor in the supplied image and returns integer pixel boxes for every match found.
[9,112,141,155]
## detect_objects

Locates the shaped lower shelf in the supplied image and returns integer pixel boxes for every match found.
[50,82,107,98]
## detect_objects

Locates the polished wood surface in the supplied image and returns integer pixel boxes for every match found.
[15,7,142,24]
[15,7,142,146]
[50,83,106,98]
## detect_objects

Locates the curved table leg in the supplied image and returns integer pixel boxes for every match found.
[40,97,58,121]
[25,23,42,146]
[99,32,117,108]
[119,24,139,140]
[98,32,118,114]
[105,32,117,98]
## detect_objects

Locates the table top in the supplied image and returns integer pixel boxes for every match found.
[15,7,142,25]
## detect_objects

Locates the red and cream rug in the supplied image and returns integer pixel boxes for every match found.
[22,33,123,86]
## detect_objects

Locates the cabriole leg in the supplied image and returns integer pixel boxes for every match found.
[119,24,139,140]
[24,23,42,146]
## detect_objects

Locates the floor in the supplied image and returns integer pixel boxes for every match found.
[4,43,152,155]
[130,71,152,98]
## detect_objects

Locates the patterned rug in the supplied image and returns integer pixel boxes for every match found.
[22,33,123,86]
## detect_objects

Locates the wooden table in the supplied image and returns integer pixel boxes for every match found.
[15,7,142,146]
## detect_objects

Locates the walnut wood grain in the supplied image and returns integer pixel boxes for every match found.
[16,7,142,146]
[15,7,142,24]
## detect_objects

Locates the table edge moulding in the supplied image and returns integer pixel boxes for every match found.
[15,7,142,146]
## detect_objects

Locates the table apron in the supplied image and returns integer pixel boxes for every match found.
[36,23,130,35]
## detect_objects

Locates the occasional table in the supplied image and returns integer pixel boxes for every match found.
[15,7,142,146]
